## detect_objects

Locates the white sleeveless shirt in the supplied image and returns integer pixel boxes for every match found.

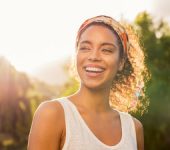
[55,97,137,150]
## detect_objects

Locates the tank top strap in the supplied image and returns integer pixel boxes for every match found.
[53,97,71,149]
[53,97,85,150]
[56,97,81,124]
[117,111,137,148]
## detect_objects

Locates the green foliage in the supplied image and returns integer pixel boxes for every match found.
[0,11,170,150]
[0,57,59,150]
[133,12,170,149]
[60,77,79,97]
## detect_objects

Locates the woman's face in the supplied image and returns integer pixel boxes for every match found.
[76,24,123,90]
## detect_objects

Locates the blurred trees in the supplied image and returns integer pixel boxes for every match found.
[134,12,170,149]
[0,11,170,150]
[0,57,59,150]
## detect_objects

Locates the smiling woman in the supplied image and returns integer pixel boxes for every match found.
[76,24,123,90]
[28,15,148,150]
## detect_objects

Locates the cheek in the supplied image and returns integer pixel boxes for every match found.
[107,55,120,75]
[76,51,89,65]
[76,53,85,74]
[76,53,82,66]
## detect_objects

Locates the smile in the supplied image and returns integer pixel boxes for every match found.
[84,66,105,77]
[85,67,105,73]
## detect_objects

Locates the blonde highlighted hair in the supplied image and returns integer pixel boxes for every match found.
[110,24,150,114]
[70,15,150,114]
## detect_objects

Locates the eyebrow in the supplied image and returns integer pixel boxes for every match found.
[100,42,117,48]
[79,40,92,45]
[79,40,117,48]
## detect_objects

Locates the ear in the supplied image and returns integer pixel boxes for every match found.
[118,58,125,71]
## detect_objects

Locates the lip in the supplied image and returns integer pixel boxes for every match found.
[84,64,105,70]
[83,64,105,77]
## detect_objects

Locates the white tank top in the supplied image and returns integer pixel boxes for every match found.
[55,97,137,150]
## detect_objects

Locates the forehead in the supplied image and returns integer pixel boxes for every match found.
[78,24,118,44]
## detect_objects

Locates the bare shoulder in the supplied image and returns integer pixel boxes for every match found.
[132,117,144,150]
[132,117,143,132]
[28,99,65,150]
[34,100,64,120]
[32,100,65,130]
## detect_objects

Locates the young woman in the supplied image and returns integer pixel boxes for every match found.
[28,15,148,150]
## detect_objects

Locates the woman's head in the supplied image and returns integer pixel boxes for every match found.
[73,15,149,113]
[76,15,129,60]
[76,24,124,90]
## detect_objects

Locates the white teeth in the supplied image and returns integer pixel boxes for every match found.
[85,67,104,72]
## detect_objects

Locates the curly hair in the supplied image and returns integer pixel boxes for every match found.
[109,24,150,114]
[70,16,150,114]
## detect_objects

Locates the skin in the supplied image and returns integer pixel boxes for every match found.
[27,25,144,150]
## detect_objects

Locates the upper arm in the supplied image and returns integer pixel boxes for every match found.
[27,101,64,150]
[133,117,144,150]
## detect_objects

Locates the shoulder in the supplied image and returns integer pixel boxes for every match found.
[118,111,144,149]
[36,99,64,115]
[31,99,65,132]
[28,99,65,149]
[119,111,143,131]
[132,117,143,133]
[34,99,64,123]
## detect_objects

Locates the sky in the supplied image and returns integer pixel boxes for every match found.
[0,0,170,74]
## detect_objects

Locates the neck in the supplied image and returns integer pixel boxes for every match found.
[71,84,112,113]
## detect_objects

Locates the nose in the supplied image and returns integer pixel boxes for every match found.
[88,49,101,61]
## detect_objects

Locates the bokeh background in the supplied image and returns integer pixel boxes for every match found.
[0,0,170,150]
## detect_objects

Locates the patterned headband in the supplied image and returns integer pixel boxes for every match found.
[76,15,130,55]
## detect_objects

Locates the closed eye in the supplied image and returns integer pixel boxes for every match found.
[102,48,114,53]
[79,47,91,50]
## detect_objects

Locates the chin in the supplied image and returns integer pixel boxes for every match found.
[78,71,113,91]
[81,80,110,91]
